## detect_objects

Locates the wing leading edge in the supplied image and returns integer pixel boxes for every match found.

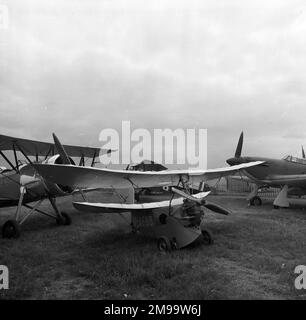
[32,161,264,189]
[73,191,211,213]
[0,134,111,158]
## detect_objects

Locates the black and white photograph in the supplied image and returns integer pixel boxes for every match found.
[1,0,306,305]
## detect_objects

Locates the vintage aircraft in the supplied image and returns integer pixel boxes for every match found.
[33,137,263,250]
[226,132,306,208]
[0,133,112,238]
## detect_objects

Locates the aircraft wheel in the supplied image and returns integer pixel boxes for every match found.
[201,229,214,245]
[2,220,21,239]
[273,205,280,209]
[157,236,171,252]
[56,212,72,226]
[249,196,262,206]
[170,238,178,250]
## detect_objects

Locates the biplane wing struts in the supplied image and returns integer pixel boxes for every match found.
[0,133,115,238]
[32,136,263,250]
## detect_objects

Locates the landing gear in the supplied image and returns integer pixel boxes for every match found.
[249,196,262,206]
[157,236,171,252]
[201,229,214,245]
[273,185,290,208]
[2,220,21,239]
[49,197,72,226]
[2,193,72,239]
[56,212,72,226]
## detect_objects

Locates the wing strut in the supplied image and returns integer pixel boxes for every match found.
[15,143,33,165]
[91,150,97,167]
[0,150,17,171]
[12,145,19,173]
[79,154,85,166]
[45,145,53,160]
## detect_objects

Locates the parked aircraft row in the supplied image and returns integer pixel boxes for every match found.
[0,131,305,250]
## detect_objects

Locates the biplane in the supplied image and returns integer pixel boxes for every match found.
[33,136,263,250]
[0,133,111,238]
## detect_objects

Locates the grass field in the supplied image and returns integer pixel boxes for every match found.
[1,194,306,300]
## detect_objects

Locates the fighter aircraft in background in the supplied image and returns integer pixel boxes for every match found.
[227,132,306,208]
[33,135,263,250]
[0,133,112,238]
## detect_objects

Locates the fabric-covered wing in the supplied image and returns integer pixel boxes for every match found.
[32,161,264,189]
[73,191,210,213]
[0,134,110,158]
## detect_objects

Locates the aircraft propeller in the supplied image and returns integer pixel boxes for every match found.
[52,133,72,165]
[171,187,231,215]
[226,131,244,166]
[235,131,244,158]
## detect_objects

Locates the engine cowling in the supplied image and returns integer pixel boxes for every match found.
[44,154,75,166]
[40,154,75,196]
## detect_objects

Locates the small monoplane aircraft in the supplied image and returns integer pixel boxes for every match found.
[227,132,306,208]
[33,137,263,250]
[0,133,112,238]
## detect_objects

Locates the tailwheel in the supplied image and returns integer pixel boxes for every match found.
[249,196,262,206]
[56,212,72,226]
[157,236,171,252]
[201,229,214,245]
[2,220,21,239]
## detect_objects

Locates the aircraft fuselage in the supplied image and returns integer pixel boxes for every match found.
[227,156,306,188]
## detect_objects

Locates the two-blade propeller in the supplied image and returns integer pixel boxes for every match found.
[52,133,72,165]
[171,187,231,215]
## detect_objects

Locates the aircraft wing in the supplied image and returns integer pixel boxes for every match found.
[261,174,306,187]
[73,191,211,213]
[32,161,264,189]
[0,134,111,158]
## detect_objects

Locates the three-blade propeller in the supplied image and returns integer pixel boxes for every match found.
[235,131,244,158]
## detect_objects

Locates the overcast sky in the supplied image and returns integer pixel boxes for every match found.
[1,0,306,168]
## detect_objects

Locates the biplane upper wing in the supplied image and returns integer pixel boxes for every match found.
[32,161,264,189]
[0,134,111,158]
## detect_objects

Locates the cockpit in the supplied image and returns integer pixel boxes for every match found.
[282,155,306,165]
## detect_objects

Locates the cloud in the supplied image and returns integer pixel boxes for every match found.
[1,0,306,167]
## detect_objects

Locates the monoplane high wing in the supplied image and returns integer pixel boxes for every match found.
[32,161,264,190]
[0,133,111,161]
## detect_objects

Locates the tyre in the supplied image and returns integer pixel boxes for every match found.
[157,236,171,252]
[201,229,214,245]
[249,196,262,206]
[56,212,72,226]
[2,220,21,239]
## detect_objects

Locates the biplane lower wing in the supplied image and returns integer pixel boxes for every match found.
[73,191,211,213]
[32,161,264,189]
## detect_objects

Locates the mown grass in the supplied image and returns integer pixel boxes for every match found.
[1,195,306,300]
